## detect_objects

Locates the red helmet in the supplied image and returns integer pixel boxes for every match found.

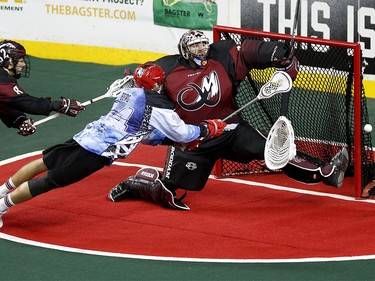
[133,62,165,92]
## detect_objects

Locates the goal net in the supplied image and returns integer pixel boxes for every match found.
[213,25,375,198]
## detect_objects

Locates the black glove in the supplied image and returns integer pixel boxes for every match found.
[18,118,36,136]
[274,56,299,81]
[57,96,86,117]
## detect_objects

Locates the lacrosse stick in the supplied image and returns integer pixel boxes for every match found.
[222,71,292,122]
[284,0,301,59]
[264,116,296,170]
[34,76,135,126]
[263,0,301,170]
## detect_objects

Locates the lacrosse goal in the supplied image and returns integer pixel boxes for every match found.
[213,25,375,198]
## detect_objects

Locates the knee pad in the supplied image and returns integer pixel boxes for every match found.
[28,174,58,197]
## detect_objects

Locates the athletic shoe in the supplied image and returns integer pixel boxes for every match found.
[0,210,7,228]
[323,147,349,188]
[108,181,133,202]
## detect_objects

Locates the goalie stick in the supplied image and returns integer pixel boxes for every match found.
[34,75,135,127]
[222,71,292,122]
[264,0,300,170]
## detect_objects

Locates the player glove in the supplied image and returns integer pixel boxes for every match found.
[178,119,226,151]
[199,119,227,138]
[57,96,86,117]
[273,56,299,81]
[18,118,36,136]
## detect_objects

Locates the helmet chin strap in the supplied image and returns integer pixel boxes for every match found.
[192,57,208,68]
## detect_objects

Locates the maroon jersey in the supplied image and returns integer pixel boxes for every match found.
[0,68,54,128]
[155,39,278,124]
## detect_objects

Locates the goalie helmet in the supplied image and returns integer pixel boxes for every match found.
[133,62,165,93]
[0,40,30,78]
[178,30,209,68]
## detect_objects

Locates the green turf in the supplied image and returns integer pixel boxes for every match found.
[1,238,375,281]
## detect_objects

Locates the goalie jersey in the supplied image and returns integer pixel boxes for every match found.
[73,88,201,163]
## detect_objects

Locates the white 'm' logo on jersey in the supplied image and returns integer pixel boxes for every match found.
[177,71,221,111]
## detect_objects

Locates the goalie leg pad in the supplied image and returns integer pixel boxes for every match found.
[284,155,323,184]
[108,167,189,210]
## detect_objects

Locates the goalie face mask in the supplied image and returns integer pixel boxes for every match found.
[178,30,209,68]
[0,40,30,78]
[134,62,165,93]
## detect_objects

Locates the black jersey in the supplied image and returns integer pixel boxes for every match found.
[0,68,54,128]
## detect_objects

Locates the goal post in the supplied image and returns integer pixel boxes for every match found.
[213,25,375,199]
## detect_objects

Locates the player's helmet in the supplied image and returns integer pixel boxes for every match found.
[0,40,30,78]
[178,30,209,67]
[133,62,165,92]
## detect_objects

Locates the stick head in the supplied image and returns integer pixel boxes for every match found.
[264,116,296,170]
[105,75,135,98]
[258,71,292,100]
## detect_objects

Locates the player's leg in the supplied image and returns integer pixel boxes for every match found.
[285,148,349,188]
[221,122,349,188]
[0,139,109,227]
[0,158,47,198]
[220,122,266,163]
[108,145,219,209]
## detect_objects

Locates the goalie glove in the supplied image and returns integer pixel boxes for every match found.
[18,118,36,136]
[199,119,227,138]
[56,96,86,117]
[273,56,299,81]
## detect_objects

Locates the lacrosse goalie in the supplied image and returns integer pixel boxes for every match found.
[108,29,349,210]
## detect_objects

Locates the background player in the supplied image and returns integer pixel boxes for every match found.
[0,40,85,136]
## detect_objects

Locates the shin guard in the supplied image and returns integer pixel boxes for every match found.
[116,168,190,210]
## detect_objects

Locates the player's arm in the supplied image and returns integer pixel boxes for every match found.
[9,94,85,117]
[149,107,226,144]
[239,40,299,80]
[1,113,36,136]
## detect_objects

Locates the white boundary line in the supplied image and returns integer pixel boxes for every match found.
[1,151,375,263]
[1,232,375,263]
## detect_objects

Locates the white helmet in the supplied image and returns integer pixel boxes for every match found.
[178,30,209,67]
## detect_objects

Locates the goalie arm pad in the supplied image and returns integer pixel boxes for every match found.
[241,40,289,69]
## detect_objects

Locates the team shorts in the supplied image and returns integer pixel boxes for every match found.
[42,139,110,187]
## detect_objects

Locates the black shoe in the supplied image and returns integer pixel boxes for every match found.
[108,181,133,202]
[323,147,349,188]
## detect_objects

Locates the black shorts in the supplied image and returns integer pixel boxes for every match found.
[43,139,110,187]
[162,121,266,191]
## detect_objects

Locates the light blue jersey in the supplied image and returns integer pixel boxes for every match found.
[73,88,200,163]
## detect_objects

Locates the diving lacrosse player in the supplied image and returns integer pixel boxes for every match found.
[109,29,349,210]
[0,40,85,136]
[0,63,226,228]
